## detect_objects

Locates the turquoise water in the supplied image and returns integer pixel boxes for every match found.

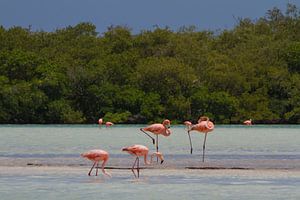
[0,125,300,199]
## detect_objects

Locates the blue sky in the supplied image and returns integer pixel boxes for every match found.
[0,0,299,33]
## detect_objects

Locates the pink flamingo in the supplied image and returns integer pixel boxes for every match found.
[122,144,164,178]
[184,121,192,130]
[81,149,111,177]
[243,119,252,125]
[105,121,114,128]
[98,118,103,127]
[187,116,214,162]
[140,119,171,154]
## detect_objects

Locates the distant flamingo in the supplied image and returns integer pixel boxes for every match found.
[122,144,164,178]
[243,119,252,125]
[105,121,114,128]
[98,118,103,127]
[140,119,171,155]
[187,116,214,162]
[81,149,111,177]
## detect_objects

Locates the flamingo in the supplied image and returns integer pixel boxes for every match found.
[105,121,114,127]
[187,116,214,162]
[122,144,164,178]
[81,149,111,177]
[98,118,103,127]
[140,119,171,155]
[243,119,252,125]
[184,121,192,130]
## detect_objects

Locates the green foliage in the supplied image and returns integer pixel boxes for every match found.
[1,4,300,124]
[46,100,85,123]
[285,42,300,72]
[191,88,238,123]
[166,95,191,120]
[285,107,300,123]
[140,92,165,122]
[103,111,132,123]
[132,57,197,101]
[0,81,48,123]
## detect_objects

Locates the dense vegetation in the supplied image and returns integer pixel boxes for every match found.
[1,4,300,124]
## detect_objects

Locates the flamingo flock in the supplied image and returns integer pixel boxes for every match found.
[98,118,114,128]
[82,116,252,178]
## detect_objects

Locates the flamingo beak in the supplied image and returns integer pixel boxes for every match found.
[158,153,164,164]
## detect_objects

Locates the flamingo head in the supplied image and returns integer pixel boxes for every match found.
[163,119,171,129]
[184,121,192,130]
[151,152,164,164]
[184,121,192,126]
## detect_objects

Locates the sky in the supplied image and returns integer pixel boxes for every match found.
[0,0,300,34]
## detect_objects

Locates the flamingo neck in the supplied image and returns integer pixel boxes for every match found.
[144,154,151,165]
[144,153,160,165]
[165,127,171,136]
[205,118,210,129]
[160,126,170,136]
[101,159,111,177]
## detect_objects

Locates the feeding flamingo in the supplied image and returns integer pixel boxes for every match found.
[243,119,252,125]
[187,116,214,162]
[81,149,111,177]
[140,119,171,155]
[122,144,164,178]
[105,121,114,127]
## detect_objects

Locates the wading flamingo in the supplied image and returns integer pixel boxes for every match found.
[187,116,214,162]
[105,121,114,128]
[140,119,171,155]
[98,118,103,127]
[81,149,111,177]
[243,119,252,125]
[122,144,164,178]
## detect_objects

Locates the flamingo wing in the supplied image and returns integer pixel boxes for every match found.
[81,150,107,161]
[122,145,148,156]
[144,124,165,134]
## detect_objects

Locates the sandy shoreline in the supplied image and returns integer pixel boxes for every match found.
[1,165,300,176]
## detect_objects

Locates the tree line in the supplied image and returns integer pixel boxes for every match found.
[0,4,300,124]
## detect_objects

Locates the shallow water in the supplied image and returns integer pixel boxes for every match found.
[1,167,299,200]
[0,124,299,168]
[0,125,300,199]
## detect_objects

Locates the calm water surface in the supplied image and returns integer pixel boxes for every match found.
[0,125,299,199]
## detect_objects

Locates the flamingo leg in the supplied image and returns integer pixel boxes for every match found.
[88,162,96,176]
[137,157,140,178]
[202,132,208,162]
[140,128,155,145]
[96,162,99,176]
[156,134,159,163]
[131,157,138,178]
[188,130,193,154]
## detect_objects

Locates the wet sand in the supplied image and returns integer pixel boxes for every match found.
[1,155,300,170]
[1,165,300,176]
